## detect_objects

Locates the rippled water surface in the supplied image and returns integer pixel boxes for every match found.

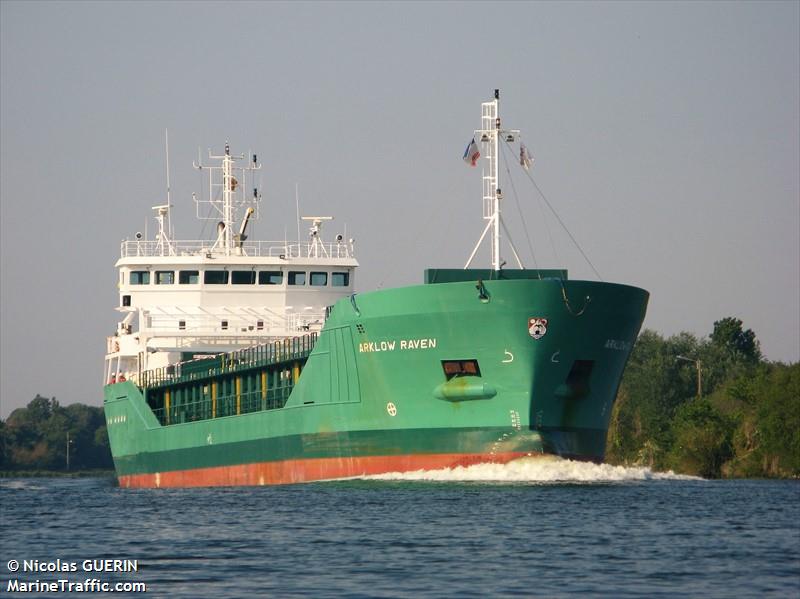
[1,460,798,598]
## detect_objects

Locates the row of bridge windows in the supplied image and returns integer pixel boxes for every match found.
[127,270,350,287]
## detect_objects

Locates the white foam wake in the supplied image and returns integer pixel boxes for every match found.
[361,456,701,483]
[0,479,45,490]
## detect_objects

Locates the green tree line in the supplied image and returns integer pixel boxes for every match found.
[606,317,799,478]
[0,395,113,472]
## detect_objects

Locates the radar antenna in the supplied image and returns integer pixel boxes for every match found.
[152,204,175,256]
[302,216,333,258]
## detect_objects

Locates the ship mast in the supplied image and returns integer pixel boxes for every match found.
[222,143,235,251]
[465,89,523,272]
[194,142,262,255]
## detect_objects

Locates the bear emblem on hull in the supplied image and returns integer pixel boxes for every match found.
[528,317,548,340]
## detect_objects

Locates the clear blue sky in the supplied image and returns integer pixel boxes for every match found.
[1,1,798,417]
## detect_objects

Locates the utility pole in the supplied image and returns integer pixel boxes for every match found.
[66,431,73,471]
[676,356,702,399]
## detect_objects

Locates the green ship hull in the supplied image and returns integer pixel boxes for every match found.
[104,270,648,487]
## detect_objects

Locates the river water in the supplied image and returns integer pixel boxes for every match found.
[1,459,798,598]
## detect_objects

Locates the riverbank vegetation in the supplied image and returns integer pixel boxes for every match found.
[1,317,797,478]
[0,396,113,473]
[606,317,799,478]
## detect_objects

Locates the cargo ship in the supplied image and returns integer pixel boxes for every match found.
[103,91,649,487]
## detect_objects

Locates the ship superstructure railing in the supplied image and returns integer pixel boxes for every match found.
[120,239,354,259]
[140,308,324,336]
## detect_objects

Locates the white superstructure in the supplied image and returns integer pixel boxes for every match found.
[104,143,357,384]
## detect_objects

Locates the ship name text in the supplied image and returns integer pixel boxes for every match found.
[604,339,632,351]
[359,338,438,353]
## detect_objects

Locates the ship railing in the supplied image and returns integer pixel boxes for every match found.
[139,332,318,389]
[142,310,324,336]
[121,239,355,260]
[149,336,293,352]
[150,385,294,426]
[144,314,288,335]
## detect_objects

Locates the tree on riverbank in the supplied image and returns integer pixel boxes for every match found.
[0,395,112,471]
[606,317,799,478]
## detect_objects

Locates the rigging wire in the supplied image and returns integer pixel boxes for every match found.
[498,141,540,276]
[500,141,596,315]
[511,144,604,282]
[502,140,562,271]
[196,159,225,241]
[197,162,211,240]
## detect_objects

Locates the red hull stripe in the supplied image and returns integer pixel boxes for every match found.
[117,452,531,488]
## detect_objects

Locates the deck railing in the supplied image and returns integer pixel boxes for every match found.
[120,239,354,260]
[140,333,318,389]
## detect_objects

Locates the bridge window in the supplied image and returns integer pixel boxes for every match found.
[259,271,283,285]
[332,272,350,287]
[155,271,174,285]
[310,272,328,286]
[205,270,229,285]
[288,271,306,286]
[179,270,199,284]
[130,271,150,285]
[232,271,256,285]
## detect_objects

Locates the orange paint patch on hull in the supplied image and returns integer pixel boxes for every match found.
[117,452,533,488]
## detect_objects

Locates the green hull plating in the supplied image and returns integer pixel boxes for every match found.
[104,272,648,486]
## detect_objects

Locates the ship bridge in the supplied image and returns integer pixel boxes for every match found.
[105,143,358,386]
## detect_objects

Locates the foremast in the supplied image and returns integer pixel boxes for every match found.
[465,89,525,272]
